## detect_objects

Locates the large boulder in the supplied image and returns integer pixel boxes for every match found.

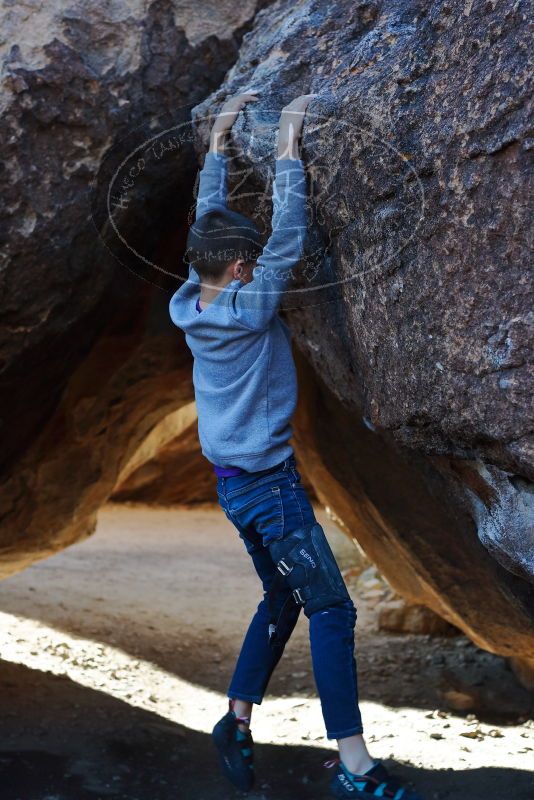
[191,0,534,661]
[0,0,268,576]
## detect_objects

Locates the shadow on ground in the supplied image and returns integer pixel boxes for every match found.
[1,660,533,800]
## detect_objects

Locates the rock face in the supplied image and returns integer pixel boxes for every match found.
[1,0,533,678]
[112,404,219,505]
[0,0,268,576]
[291,351,534,662]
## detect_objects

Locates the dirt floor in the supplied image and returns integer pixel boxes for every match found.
[0,503,532,800]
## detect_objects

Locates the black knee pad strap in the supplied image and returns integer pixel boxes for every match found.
[266,570,301,651]
[267,522,352,619]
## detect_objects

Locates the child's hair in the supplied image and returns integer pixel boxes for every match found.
[184,209,263,281]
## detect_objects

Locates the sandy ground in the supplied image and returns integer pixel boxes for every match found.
[0,502,532,800]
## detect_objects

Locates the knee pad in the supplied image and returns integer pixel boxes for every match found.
[267,521,352,619]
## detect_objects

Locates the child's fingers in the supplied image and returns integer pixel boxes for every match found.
[236,93,260,104]
[219,95,258,116]
[281,94,319,113]
[220,93,258,110]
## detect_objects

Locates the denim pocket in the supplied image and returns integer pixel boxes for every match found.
[230,485,284,541]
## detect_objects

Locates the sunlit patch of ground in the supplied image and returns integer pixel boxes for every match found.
[0,503,532,799]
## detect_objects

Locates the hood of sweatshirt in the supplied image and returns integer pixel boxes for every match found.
[169,266,246,334]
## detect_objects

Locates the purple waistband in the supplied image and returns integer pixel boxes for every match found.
[213,464,246,477]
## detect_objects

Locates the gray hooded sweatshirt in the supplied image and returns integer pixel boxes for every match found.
[169,151,307,472]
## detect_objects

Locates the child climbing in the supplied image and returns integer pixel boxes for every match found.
[169,92,424,800]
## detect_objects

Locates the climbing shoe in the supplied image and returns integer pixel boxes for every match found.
[212,699,255,791]
[325,757,424,799]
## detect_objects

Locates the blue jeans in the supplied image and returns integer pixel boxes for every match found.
[216,452,363,740]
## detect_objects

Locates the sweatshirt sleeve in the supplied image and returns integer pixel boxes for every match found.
[185,151,228,283]
[228,158,307,331]
[195,151,228,220]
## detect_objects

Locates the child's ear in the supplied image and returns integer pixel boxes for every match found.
[233,259,246,277]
